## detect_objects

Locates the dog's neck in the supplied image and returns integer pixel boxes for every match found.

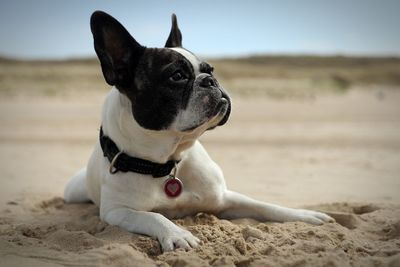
[101,88,201,164]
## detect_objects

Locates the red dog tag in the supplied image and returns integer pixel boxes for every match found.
[164,175,183,198]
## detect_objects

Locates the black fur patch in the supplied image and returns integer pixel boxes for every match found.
[124,48,196,130]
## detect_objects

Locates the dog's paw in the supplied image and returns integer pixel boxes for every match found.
[286,208,335,225]
[159,227,200,252]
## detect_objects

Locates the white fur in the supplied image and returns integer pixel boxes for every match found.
[169,47,200,76]
[64,87,334,252]
[64,168,90,203]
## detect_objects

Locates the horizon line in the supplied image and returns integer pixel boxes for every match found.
[1,51,400,62]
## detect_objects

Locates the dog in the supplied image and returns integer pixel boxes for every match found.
[64,11,334,252]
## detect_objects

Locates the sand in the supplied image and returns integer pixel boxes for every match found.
[1,198,400,267]
[1,88,400,266]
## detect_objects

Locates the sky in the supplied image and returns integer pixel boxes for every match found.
[0,0,400,59]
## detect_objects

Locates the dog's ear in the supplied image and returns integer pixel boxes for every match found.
[165,14,182,48]
[90,11,145,87]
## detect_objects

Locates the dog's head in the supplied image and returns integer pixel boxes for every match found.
[91,11,231,133]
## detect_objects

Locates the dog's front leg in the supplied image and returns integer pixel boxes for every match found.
[218,190,334,225]
[101,207,200,251]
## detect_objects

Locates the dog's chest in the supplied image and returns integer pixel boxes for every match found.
[108,165,225,218]
[152,186,224,219]
[140,171,224,218]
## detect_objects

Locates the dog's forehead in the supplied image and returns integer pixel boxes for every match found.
[168,47,201,75]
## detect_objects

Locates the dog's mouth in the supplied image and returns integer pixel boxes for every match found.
[179,97,231,133]
[215,97,228,114]
[206,96,231,131]
[216,97,230,126]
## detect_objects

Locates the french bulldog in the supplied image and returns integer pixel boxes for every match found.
[64,11,334,252]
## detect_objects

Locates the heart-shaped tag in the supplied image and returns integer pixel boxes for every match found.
[167,183,179,194]
[164,175,183,198]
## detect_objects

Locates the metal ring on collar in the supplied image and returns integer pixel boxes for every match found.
[172,161,178,177]
[109,151,123,174]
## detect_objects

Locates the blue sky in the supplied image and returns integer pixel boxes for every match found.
[0,0,399,59]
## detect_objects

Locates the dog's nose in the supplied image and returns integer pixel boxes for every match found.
[200,76,216,87]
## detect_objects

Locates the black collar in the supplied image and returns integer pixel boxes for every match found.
[99,127,177,177]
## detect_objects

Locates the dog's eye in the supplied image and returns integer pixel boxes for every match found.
[170,71,185,82]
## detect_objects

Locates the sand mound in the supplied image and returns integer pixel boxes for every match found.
[1,197,399,267]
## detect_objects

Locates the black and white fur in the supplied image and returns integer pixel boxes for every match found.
[64,11,334,252]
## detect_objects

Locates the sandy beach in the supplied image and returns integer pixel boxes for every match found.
[0,87,400,266]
